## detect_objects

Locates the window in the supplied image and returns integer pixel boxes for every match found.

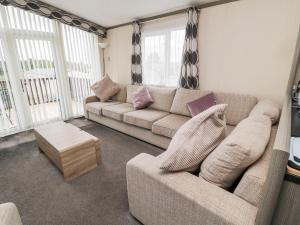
[0,5,101,136]
[142,16,186,87]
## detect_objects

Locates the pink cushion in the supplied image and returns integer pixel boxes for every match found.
[132,86,154,109]
[187,92,216,117]
[90,75,120,102]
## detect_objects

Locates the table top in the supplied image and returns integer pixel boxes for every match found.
[34,121,99,152]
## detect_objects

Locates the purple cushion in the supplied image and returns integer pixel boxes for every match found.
[187,92,216,117]
[132,86,154,109]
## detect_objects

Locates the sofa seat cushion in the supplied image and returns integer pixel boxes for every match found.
[152,114,190,138]
[123,109,169,130]
[86,101,120,115]
[102,103,135,121]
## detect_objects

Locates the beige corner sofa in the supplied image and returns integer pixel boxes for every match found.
[84,85,258,149]
[84,85,290,225]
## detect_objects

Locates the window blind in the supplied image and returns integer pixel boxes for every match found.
[0,5,101,136]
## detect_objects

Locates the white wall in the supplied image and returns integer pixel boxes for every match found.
[104,25,132,84]
[198,0,300,104]
[104,0,300,104]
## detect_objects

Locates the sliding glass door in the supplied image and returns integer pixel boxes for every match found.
[62,24,100,117]
[0,40,20,136]
[0,5,101,136]
[16,38,61,125]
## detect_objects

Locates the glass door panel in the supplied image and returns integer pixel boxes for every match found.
[0,40,19,136]
[16,38,61,125]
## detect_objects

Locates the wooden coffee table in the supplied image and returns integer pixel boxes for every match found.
[34,121,101,181]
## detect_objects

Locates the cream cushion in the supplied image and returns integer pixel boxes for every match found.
[170,88,208,116]
[126,85,141,103]
[234,126,277,206]
[0,202,23,225]
[147,86,176,112]
[111,84,127,102]
[85,101,120,115]
[200,115,272,189]
[215,92,257,126]
[90,75,121,102]
[152,114,190,138]
[102,103,135,121]
[249,100,280,125]
[160,104,227,172]
[123,109,169,130]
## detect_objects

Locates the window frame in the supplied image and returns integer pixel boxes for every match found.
[141,26,185,87]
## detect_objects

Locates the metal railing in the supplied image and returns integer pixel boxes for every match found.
[20,77,58,105]
[1,76,93,107]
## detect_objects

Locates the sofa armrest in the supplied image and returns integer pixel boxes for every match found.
[83,96,99,118]
[126,153,257,225]
[0,202,23,225]
[84,95,99,104]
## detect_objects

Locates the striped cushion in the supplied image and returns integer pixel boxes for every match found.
[200,115,272,189]
[160,104,227,172]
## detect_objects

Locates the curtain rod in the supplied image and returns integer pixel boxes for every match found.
[107,0,240,30]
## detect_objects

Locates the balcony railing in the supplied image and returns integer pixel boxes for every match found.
[0,76,93,127]
[20,77,58,105]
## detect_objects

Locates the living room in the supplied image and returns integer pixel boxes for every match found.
[1,0,300,225]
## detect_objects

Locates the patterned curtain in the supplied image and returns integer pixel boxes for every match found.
[0,0,106,37]
[131,22,142,85]
[179,7,199,89]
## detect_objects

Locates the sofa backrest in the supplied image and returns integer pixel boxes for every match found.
[126,85,257,123]
[170,88,209,116]
[112,84,127,102]
[126,85,176,112]
[147,86,176,112]
[234,126,277,206]
[170,88,257,125]
[214,92,257,126]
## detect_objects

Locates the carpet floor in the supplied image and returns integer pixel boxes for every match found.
[0,119,164,225]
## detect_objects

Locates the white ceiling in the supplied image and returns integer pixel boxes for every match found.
[42,0,216,28]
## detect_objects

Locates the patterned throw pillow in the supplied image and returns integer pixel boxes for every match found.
[200,115,271,189]
[160,104,227,172]
[90,75,120,102]
[132,86,154,109]
[186,92,216,117]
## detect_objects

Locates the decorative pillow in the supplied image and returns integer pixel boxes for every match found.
[160,104,227,172]
[187,92,216,117]
[132,87,154,109]
[90,75,120,102]
[200,115,272,189]
[249,100,280,125]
